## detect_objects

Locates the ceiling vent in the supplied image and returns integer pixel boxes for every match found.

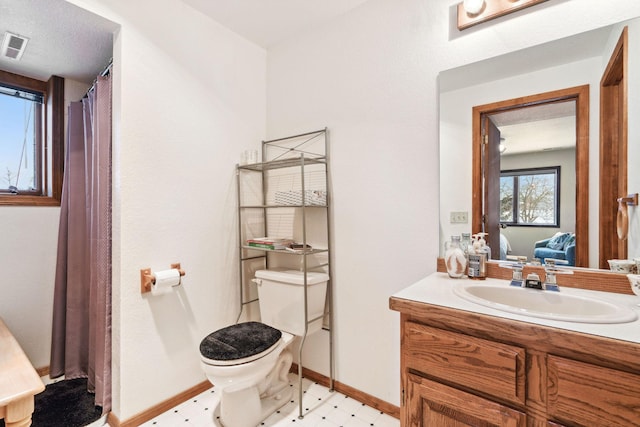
[1,32,29,61]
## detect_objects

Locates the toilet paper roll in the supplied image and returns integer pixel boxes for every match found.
[151,268,181,295]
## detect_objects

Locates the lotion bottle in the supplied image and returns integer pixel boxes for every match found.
[467,234,487,279]
[444,235,467,278]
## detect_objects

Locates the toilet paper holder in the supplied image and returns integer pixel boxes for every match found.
[140,263,186,294]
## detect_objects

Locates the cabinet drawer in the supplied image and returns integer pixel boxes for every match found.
[547,355,640,427]
[403,322,526,405]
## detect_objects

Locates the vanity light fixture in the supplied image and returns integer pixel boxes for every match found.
[457,0,549,31]
[463,0,485,15]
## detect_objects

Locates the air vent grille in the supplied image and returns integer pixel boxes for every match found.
[1,32,29,61]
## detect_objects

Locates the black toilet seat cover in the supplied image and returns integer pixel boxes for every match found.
[199,321,282,361]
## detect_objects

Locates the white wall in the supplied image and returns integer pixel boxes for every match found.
[266,0,440,405]
[0,207,58,369]
[69,0,267,420]
[267,0,640,407]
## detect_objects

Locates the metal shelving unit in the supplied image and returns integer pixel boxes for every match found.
[235,128,333,419]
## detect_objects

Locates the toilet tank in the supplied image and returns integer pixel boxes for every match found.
[254,269,329,336]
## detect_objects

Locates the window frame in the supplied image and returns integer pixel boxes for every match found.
[499,166,561,228]
[0,86,44,196]
[0,69,64,206]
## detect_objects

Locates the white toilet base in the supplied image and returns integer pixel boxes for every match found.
[215,382,293,427]
[211,346,294,427]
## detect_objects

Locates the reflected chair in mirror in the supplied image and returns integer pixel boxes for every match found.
[533,232,576,266]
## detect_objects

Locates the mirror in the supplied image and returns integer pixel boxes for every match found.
[439,18,640,271]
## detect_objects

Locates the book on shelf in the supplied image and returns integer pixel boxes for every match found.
[246,237,294,250]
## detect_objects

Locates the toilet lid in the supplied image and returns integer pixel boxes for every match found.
[199,321,282,365]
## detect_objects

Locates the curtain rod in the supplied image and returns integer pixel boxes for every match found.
[99,58,113,77]
[84,58,113,99]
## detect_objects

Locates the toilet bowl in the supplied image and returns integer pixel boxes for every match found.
[200,322,294,427]
[199,269,329,427]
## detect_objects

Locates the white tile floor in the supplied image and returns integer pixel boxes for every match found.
[136,374,399,427]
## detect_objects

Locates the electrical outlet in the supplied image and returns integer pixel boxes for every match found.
[450,211,468,224]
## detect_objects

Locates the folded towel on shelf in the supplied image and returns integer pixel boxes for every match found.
[274,190,326,206]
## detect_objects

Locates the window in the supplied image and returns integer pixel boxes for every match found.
[0,70,63,206]
[500,166,560,227]
[0,84,43,195]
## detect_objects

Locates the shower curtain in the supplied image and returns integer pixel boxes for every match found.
[50,70,112,413]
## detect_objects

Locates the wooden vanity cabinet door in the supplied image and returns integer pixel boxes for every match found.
[547,355,640,426]
[406,373,526,427]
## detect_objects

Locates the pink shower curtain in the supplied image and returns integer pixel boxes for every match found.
[50,70,112,413]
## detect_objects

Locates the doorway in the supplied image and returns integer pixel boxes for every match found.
[471,85,590,266]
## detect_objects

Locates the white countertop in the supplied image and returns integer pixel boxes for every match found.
[392,272,640,344]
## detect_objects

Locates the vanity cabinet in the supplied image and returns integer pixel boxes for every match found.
[391,296,640,427]
[403,321,527,426]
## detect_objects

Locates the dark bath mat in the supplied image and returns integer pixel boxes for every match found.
[0,378,102,427]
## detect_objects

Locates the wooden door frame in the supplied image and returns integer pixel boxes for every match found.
[471,85,590,267]
[599,27,628,269]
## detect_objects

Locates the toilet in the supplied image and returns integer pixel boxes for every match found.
[199,269,329,427]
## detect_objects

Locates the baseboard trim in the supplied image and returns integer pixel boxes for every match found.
[291,364,400,419]
[109,367,400,426]
[36,365,50,377]
[107,380,211,427]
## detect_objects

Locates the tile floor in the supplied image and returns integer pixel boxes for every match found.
[135,374,400,427]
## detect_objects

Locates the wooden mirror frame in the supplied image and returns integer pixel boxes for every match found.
[471,85,590,267]
[599,27,628,269]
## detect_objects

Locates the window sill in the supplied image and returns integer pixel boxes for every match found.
[0,195,61,207]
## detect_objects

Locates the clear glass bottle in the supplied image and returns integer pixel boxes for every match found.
[461,233,472,258]
[444,235,467,278]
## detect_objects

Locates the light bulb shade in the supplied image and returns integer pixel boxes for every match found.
[463,0,485,14]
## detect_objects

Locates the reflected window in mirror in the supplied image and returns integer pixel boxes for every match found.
[500,166,560,227]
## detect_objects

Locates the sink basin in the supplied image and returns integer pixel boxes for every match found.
[453,283,638,324]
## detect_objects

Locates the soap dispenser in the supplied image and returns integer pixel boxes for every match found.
[467,233,487,279]
[475,232,492,260]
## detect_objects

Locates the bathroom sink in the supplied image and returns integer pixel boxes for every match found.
[453,283,638,324]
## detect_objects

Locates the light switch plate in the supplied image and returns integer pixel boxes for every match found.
[450,211,468,224]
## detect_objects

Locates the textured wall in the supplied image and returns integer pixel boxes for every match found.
[266,0,640,406]
[69,0,267,419]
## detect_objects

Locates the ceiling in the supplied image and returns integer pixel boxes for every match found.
[182,0,371,48]
[492,101,576,155]
[0,0,370,85]
[0,0,118,83]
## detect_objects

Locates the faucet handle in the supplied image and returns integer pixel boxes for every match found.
[543,259,572,291]
[543,258,573,274]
